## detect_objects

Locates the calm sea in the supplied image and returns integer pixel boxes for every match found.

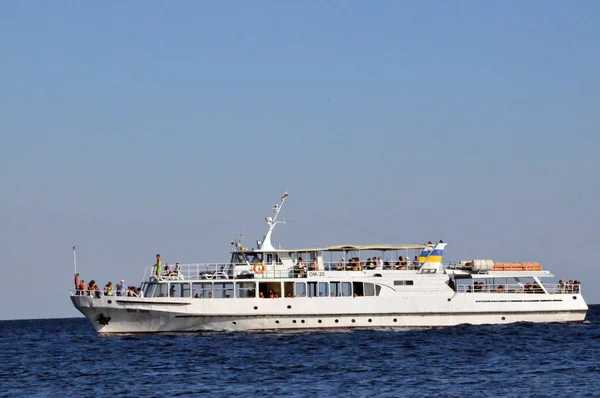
[1,305,599,397]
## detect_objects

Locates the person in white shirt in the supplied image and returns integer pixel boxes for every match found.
[376,257,383,270]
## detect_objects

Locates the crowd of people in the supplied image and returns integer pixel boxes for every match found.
[74,273,143,298]
[290,256,421,276]
[558,279,581,293]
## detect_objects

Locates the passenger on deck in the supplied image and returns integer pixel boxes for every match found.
[294,257,307,277]
[259,292,265,298]
[116,280,125,296]
[496,285,505,293]
[309,259,318,271]
[87,280,95,296]
[74,273,79,290]
[337,258,345,271]
[77,280,85,295]
[107,282,114,296]
[376,257,383,270]
[155,254,162,277]
[137,287,143,297]
[573,280,580,293]
[558,279,565,293]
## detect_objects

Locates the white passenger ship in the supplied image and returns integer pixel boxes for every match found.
[71,194,588,334]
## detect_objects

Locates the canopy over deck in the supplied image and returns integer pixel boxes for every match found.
[323,244,428,252]
[450,270,555,278]
[233,243,428,254]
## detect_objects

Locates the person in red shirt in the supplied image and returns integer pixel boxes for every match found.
[78,280,85,295]
[74,273,79,290]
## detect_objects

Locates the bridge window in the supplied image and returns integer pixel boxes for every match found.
[192,282,213,298]
[144,283,156,298]
[181,283,190,297]
[295,282,306,297]
[214,282,234,298]
[342,282,352,297]
[364,283,375,296]
[169,283,190,298]
[318,282,329,297]
[330,282,341,297]
[394,280,414,286]
[153,283,168,297]
[284,282,294,297]
[353,282,364,297]
[236,282,256,298]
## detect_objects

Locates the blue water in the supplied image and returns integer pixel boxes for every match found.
[1,306,599,397]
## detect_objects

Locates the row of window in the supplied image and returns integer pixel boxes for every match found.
[143,280,415,298]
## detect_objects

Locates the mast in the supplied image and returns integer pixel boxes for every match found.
[72,245,78,275]
[259,193,288,251]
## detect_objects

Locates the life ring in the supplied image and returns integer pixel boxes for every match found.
[253,262,265,274]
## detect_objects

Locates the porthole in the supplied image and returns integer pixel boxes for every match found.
[318,320,322,323]
[301,320,305,323]
[275,320,279,324]
[368,319,372,323]
[393,318,397,322]
[351,319,355,323]
[232,321,237,325]
[287,305,292,309]
[293,320,297,324]
[501,317,505,321]
[335,319,339,323]
[573,296,577,300]
[107,300,112,304]
[254,306,258,310]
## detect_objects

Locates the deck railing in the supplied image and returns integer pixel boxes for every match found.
[141,262,428,281]
[456,283,581,295]
[135,263,574,285]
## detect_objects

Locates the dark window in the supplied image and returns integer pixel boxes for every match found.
[192,283,213,298]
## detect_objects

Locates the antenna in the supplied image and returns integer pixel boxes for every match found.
[260,192,289,251]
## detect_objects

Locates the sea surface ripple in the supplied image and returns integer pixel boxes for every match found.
[1,305,599,397]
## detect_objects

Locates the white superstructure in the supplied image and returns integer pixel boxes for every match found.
[71,194,588,334]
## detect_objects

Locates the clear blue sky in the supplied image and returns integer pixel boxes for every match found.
[1,1,599,320]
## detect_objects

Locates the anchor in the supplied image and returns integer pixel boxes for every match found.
[97,313,111,325]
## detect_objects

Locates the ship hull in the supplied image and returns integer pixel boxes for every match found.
[71,293,588,334]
